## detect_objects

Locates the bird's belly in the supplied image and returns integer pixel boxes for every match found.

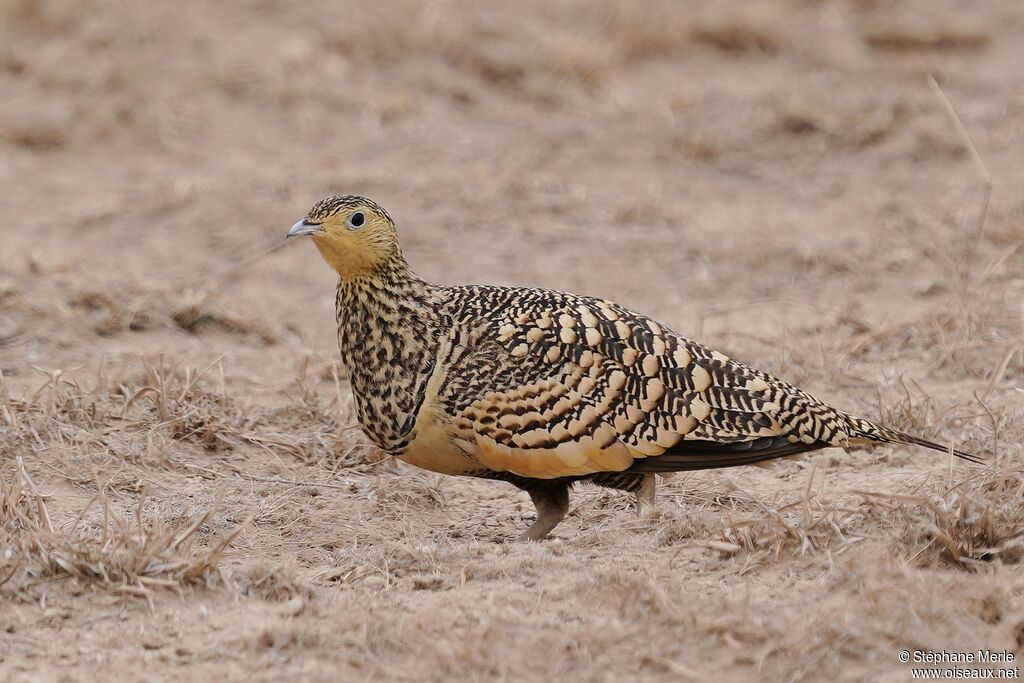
[456,432,636,479]
[399,418,483,476]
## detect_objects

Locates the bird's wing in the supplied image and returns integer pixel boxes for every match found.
[435,290,861,480]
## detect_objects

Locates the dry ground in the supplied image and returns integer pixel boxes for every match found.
[2,0,1024,680]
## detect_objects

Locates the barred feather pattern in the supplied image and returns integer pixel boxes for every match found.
[334,275,978,481]
[433,286,891,471]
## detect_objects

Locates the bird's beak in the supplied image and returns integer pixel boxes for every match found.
[287,219,324,238]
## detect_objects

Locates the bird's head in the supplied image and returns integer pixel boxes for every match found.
[287,195,402,279]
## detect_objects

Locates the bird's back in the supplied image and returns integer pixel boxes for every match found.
[409,283,973,481]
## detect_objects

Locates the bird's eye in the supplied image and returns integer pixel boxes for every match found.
[346,212,365,230]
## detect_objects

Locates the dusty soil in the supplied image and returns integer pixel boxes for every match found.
[2,0,1023,680]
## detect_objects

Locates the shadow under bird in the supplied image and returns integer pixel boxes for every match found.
[287,195,982,540]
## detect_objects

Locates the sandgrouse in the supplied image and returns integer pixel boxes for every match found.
[288,195,980,540]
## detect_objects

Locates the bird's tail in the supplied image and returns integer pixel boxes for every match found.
[626,411,984,475]
[841,413,984,464]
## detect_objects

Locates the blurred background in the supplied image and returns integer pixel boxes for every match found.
[1,2,1023,679]
[1,0,1021,393]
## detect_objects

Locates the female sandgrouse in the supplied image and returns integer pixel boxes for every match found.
[288,195,980,540]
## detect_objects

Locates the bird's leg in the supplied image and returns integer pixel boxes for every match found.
[635,473,656,514]
[518,482,570,541]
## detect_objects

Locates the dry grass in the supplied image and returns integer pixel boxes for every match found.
[63,283,280,343]
[2,0,1023,679]
[245,557,312,602]
[690,8,782,54]
[1,307,1019,677]
[0,355,368,514]
[0,462,244,602]
[642,454,1024,568]
[859,466,1024,567]
[862,19,991,53]
[775,92,905,147]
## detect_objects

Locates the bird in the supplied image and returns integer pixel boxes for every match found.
[287,195,981,540]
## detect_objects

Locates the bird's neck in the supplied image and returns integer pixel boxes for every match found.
[334,262,446,454]
[335,257,434,310]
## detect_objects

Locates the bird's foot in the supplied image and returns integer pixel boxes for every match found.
[634,473,656,516]
[518,483,569,541]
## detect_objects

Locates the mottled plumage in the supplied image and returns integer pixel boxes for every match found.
[288,195,981,540]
